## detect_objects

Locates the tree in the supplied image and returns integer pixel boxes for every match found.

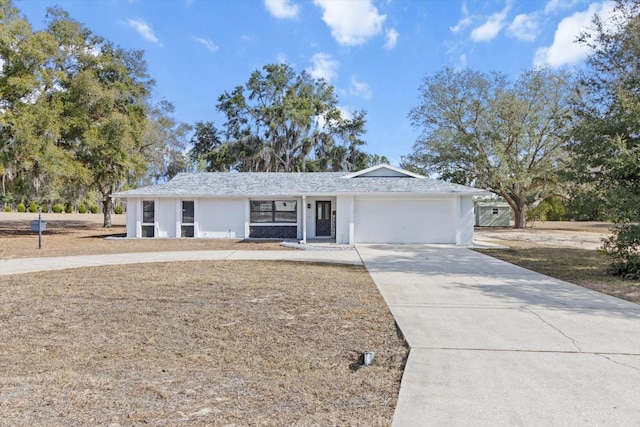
[569,0,640,278]
[188,121,232,171]
[215,63,371,172]
[0,1,82,205]
[141,100,191,184]
[404,67,574,228]
[45,8,153,227]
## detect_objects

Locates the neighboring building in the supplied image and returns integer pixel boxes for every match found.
[113,164,488,245]
[475,201,511,227]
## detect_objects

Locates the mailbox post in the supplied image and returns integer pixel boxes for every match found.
[38,209,42,249]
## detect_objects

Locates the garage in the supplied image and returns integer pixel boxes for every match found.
[354,198,457,244]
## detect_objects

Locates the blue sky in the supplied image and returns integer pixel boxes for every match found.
[16,0,614,165]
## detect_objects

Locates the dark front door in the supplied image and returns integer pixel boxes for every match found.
[316,201,331,237]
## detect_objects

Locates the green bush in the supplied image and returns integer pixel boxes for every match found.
[114,205,123,214]
[89,204,99,214]
[28,202,38,213]
[52,203,64,213]
[602,223,640,280]
[78,204,87,214]
[17,203,26,213]
[65,203,74,213]
[4,206,12,212]
[527,196,567,222]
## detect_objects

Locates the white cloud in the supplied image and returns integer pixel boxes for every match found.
[459,54,467,68]
[451,2,472,34]
[128,19,160,44]
[470,2,512,42]
[194,37,218,52]
[313,0,386,46]
[450,16,473,34]
[307,53,339,82]
[337,106,353,120]
[264,0,300,19]
[384,28,399,50]
[534,1,614,67]
[349,76,372,100]
[544,0,582,14]
[507,13,539,41]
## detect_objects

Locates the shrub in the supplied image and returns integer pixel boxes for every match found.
[65,203,74,213]
[28,202,38,213]
[89,204,99,214]
[17,203,26,213]
[52,203,64,213]
[602,223,640,280]
[4,206,12,212]
[114,205,123,214]
[78,204,87,214]
[527,196,566,222]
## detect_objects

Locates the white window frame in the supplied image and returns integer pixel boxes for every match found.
[181,200,195,238]
[141,200,156,237]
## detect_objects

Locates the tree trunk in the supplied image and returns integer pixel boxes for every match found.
[102,196,113,228]
[513,207,526,229]
[500,191,527,229]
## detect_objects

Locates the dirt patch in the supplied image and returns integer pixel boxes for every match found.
[475,222,612,250]
[0,213,288,259]
[0,261,407,426]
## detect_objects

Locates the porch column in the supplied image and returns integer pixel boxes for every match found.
[301,195,307,243]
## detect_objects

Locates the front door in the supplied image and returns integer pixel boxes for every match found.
[316,201,331,237]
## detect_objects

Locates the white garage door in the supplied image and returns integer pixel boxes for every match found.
[354,198,457,243]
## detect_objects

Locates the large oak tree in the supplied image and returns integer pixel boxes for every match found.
[404,67,574,228]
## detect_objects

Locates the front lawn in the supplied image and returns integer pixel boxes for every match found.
[0,261,407,426]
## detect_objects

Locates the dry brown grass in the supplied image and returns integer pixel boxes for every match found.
[0,213,287,259]
[0,261,407,426]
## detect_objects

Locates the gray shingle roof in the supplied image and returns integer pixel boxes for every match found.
[114,170,487,198]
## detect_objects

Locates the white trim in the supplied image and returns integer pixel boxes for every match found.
[301,195,307,243]
[341,164,425,179]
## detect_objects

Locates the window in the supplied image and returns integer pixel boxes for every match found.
[250,200,297,223]
[181,200,195,238]
[492,208,499,215]
[142,200,155,237]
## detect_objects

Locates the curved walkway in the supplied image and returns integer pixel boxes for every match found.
[0,249,362,275]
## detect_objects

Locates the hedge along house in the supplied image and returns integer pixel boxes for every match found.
[112,164,488,245]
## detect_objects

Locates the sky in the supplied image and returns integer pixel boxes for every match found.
[15,0,615,165]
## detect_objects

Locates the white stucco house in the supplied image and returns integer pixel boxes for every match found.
[112,164,488,245]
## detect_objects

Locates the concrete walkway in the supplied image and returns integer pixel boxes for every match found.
[357,244,640,427]
[0,250,362,275]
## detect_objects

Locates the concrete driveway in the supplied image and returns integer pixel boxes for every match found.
[357,244,640,426]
